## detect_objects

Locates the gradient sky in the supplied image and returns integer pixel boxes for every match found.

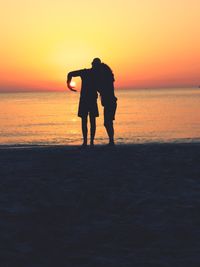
[1,0,200,91]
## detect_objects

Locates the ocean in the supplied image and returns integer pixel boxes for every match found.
[0,88,200,146]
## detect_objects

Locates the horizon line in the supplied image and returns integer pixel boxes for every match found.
[0,85,200,93]
[0,85,199,93]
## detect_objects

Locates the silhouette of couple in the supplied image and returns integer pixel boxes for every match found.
[67,58,117,148]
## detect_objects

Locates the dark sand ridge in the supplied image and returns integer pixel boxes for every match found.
[0,143,200,266]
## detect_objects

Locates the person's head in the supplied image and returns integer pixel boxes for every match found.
[91,58,101,69]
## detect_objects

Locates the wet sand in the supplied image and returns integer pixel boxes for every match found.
[0,143,200,266]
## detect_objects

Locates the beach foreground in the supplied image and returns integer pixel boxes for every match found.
[0,143,200,266]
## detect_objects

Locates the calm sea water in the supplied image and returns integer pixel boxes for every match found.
[0,88,200,146]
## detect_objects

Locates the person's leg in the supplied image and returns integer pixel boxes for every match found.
[104,102,117,145]
[104,120,114,145]
[104,109,114,145]
[81,116,88,146]
[89,114,96,146]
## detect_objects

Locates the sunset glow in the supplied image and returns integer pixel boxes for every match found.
[1,0,200,91]
[70,81,76,88]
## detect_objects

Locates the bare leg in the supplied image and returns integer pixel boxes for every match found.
[89,114,96,146]
[105,121,114,145]
[104,105,116,146]
[81,116,88,146]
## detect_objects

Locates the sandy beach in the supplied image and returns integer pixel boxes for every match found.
[0,143,200,266]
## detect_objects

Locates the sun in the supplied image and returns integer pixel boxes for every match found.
[70,81,76,88]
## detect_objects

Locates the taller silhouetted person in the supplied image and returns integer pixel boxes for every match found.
[92,58,117,146]
[67,65,99,148]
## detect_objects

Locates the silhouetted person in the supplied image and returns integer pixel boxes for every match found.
[92,58,117,146]
[67,66,99,148]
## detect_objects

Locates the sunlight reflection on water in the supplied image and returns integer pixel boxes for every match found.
[0,88,200,145]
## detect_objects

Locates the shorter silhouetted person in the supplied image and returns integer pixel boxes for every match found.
[67,66,99,148]
[92,58,117,146]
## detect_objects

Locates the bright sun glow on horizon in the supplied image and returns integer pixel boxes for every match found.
[1,0,200,91]
[70,81,76,88]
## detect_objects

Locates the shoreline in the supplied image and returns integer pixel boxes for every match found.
[0,140,200,149]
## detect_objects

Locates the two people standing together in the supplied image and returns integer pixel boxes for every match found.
[67,58,117,148]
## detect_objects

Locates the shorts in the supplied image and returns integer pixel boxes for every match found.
[78,99,99,118]
[104,101,117,125]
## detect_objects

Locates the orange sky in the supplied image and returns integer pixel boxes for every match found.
[1,0,200,91]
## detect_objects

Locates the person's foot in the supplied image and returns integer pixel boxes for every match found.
[105,141,115,147]
[79,143,88,149]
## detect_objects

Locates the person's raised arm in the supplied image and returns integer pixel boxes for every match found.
[66,70,84,92]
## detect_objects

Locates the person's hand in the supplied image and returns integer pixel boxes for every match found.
[67,81,77,92]
[69,87,77,92]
